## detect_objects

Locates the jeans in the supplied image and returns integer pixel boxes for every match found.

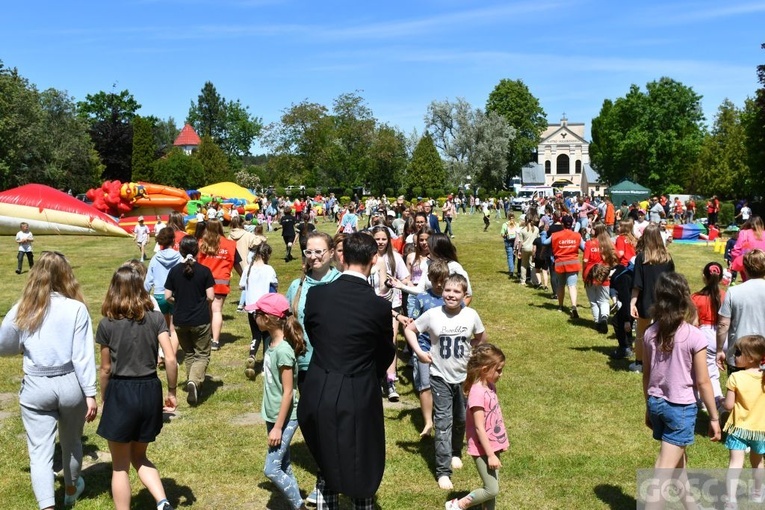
[444,216,453,236]
[265,420,303,509]
[17,251,34,272]
[503,241,515,275]
[585,285,610,324]
[431,376,465,478]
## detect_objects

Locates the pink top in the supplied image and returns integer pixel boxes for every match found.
[466,382,508,456]
[644,322,708,405]
[730,229,765,259]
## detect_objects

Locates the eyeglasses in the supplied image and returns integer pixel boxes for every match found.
[303,249,328,257]
[734,349,742,357]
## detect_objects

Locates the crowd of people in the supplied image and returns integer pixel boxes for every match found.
[1,188,764,509]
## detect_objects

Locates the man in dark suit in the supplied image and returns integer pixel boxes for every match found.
[298,233,395,509]
[424,201,442,234]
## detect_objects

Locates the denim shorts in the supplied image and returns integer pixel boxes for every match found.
[725,433,765,454]
[412,358,431,392]
[556,271,578,288]
[647,395,698,447]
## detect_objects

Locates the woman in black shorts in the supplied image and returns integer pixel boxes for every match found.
[96,266,178,510]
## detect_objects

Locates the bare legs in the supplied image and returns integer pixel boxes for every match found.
[108,441,168,510]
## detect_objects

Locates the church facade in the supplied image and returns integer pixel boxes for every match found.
[521,116,604,196]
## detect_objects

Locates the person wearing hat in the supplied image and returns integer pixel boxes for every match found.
[298,233,395,508]
[252,293,309,510]
[133,216,151,262]
[633,209,649,239]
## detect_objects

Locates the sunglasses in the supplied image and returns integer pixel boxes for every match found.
[303,249,328,257]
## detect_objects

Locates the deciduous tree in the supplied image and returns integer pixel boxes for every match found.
[590,77,705,193]
[77,88,140,182]
[486,79,546,180]
[368,124,407,196]
[194,135,232,186]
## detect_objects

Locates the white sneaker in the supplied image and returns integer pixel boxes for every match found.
[445,498,461,510]
[628,362,643,373]
[451,456,463,469]
[438,476,453,490]
[751,488,765,503]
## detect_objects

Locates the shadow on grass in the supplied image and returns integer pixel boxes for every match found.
[133,477,196,508]
[396,437,436,479]
[526,302,563,312]
[570,345,633,372]
[194,376,224,405]
[594,484,635,509]
[217,331,239,348]
[258,481,383,509]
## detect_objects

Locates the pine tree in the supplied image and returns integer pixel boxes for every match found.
[406,133,445,194]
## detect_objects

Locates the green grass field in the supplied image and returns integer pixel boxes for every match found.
[0,214,730,509]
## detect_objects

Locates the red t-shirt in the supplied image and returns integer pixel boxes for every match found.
[691,290,725,326]
[582,239,610,287]
[615,235,636,266]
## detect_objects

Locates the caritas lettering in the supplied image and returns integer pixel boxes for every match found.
[558,239,577,246]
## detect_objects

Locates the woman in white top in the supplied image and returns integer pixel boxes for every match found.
[0,251,98,509]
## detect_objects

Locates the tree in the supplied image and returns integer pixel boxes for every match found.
[153,148,205,189]
[486,79,546,181]
[691,100,750,197]
[590,77,705,192]
[39,88,102,192]
[148,116,179,157]
[194,135,232,186]
[187,82,263,160]
[0,63,46,189]
[331,91,376,188]
[425,98,514,190]
[368,124,408,196]
[77,89,141,182]
[0,62,100,191]
[131,116,156,182]
[406,132,445,194]
[744,43,765,195]
[261,100,334,186]
[188,82,225,140]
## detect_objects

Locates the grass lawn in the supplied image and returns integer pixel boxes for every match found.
[0,214,730,509]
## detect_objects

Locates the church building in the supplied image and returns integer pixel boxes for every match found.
[521,116,604,196]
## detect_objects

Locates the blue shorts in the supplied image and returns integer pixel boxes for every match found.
[647,395,698,447]
[154,293,174,315]
[725,433,765,454]
[412,358,431,392]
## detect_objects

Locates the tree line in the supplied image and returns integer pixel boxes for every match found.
[1,46,764,198]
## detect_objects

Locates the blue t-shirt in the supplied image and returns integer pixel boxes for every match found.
[410,289,445,351]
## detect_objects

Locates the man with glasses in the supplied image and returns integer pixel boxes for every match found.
[716,249,765,376]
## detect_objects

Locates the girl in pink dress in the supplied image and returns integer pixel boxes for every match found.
[446,344,508,510]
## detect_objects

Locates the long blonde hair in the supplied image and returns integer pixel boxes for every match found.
[15,251,86,332]
[200,219,224,256]
[637,223,671,265]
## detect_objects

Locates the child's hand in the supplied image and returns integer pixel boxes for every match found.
[487,454,502,470]
[268,427,283,447]
[709,420,722,442]
[630,304,639,320]
[416,351,432,364]
[163,394,177,413]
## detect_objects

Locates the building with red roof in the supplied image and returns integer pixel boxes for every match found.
[174,124,201,155]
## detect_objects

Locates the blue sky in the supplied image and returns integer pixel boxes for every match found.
[1,0,763,151]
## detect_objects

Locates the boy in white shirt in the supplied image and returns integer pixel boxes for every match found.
[133,216,150,262]
[404,274,486,490]
[15,222,34,274]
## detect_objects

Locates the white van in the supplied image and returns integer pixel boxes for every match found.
[511,186,558,210]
